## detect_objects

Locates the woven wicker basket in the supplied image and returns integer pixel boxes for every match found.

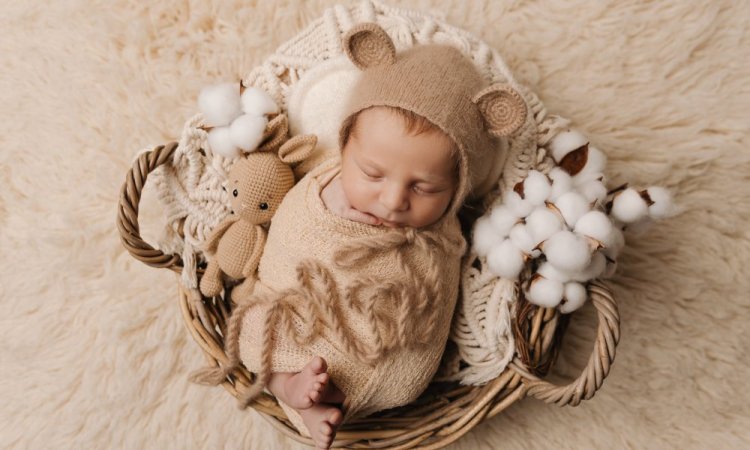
[116,1,620,447]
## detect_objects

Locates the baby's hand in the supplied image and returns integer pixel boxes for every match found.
[321,177,381,225]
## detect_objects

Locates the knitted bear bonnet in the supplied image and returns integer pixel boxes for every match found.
[338,23,528,217]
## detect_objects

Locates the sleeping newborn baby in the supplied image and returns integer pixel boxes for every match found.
[229,23,527,449]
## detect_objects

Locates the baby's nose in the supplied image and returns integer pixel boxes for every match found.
[380,184,409,212]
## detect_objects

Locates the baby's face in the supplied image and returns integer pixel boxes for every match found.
[341,107,457,228]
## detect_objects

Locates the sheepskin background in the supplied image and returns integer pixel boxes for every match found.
[1,0,748,448]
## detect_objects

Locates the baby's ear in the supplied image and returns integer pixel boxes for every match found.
[472,84,527,137]
[278,134,317,164]
[342,23,396,70]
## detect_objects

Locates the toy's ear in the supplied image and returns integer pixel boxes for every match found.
[257,114,290,153]
[278,134,317,164]
[343,23,396,71]
[472,84,527,137]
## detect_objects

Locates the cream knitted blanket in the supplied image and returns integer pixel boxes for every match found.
[237,157,466,432]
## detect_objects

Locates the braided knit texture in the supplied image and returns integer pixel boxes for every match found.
[153,0,571,391]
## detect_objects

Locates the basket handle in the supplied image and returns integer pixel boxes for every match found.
[117,142,183,271]
[514,280,620,406]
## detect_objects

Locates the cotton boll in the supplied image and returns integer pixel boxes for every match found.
[611,188,649,223]
[549,129,588,163]
[472,216,504,257]
[487,239,526,279]
[489,205,520,237]
[548,167,574,201]
[559,282,587,314]
[554,191,590,228]
[577,178,608,205]
[523,171,552,206]
[199,82,242,127]
[503,190,534,218]
[527,276,564,308]
[645,186,675,219]
[578,145,607,175]
[537,261,571,283]
[509,223,536,254]
[207,127,240,158]
[229,114,268,151]
[240,86,280,116]
[542,230,592,273]
[602,226,625,260]
[569,252,606,282]
[526,207,564,244]
[574,211,613,246]
[572,171,605,186]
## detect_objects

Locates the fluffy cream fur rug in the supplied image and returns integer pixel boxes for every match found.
[1,0,748,448]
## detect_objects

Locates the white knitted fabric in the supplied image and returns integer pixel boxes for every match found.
[152,0,571,386]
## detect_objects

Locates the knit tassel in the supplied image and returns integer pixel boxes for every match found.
[188,366,231,385]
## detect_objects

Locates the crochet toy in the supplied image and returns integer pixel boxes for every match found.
[199,121,317,298]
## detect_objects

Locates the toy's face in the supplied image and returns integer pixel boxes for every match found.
[225,156,294,224]
[340,107,457,229]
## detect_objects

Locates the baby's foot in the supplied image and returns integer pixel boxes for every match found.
[298,403,343,450]
[283,356,330,409]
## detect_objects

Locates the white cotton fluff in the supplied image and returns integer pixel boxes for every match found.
[574,210,614,246]
[577,177,608,205]
[526,207,564,245]
[611,188,649,223]
[229,114,268,151]
[207,127,240,158]
[472,216,503,257]
[577,145,607,176]
[503,190,534,218]
[569,251,607,282]
[554,191,590,228]
[523,170,552,206]
[199,82,243,127]
[548,167,574,201]
[527,276,564,308]
[509,223,537,255]
[487,239,526,279]
[549,129,588,163]
[602,226,625,260]
[240,86,280,116]
[489,205,520,237]
[645,186,675,219]
[542,230,592,273]
[559,282,587,313]
[537,261,571,283]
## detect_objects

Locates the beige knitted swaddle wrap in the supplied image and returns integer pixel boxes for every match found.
[237,158,466,431]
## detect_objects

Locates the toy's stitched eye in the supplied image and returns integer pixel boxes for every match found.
[222,186,226,192]
[232,189,238,197]
[259,202,269,210]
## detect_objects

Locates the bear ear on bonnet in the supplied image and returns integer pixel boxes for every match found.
[473,84,528,138]
[343,23,397,70]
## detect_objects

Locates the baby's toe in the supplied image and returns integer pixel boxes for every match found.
[319,422,333,437]
[310,356,327,374]
[315,372,329,385]
[328,408,343,426]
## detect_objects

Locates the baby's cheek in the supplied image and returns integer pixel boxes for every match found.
[340,172,370,210]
